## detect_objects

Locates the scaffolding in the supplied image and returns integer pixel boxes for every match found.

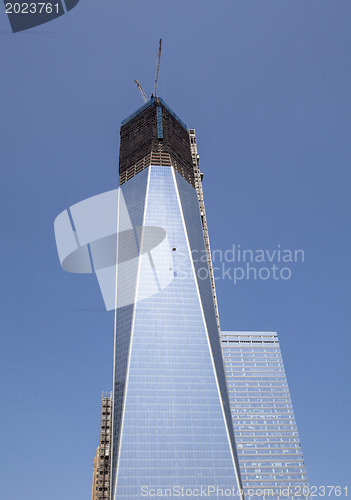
[189,129,221,332]
[91,392,113,500]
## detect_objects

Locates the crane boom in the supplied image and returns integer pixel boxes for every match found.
[153,39,162,97]
[134,79,148,103]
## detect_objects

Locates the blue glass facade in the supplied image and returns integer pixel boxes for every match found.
[111,166,243,499]
[221,332,309,499]
[111,167,150,493]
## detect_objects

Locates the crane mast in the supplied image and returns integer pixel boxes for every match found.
[134,39,163,103]
[153,39,162,97]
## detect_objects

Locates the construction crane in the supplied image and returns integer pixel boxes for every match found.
[153,38,162,97]
[134,79,148,103]
[134,39,163,103]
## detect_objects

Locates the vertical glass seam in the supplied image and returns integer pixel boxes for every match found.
[111,187,121,499]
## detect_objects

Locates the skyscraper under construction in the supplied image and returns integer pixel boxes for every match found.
[54,86,308,498]
[110,97,244,498]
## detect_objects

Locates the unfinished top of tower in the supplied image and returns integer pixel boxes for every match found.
[119,97,194,187]
[119,40,195,187]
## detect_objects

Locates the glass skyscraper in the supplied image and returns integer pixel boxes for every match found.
[55,96,309,499]
[111,98,244,499]
[221,332,309,498]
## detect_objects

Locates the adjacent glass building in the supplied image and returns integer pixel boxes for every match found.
[221,332,309,498]
[111,98,244,499]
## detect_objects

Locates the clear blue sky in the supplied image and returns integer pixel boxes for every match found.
[0,1,350,498]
